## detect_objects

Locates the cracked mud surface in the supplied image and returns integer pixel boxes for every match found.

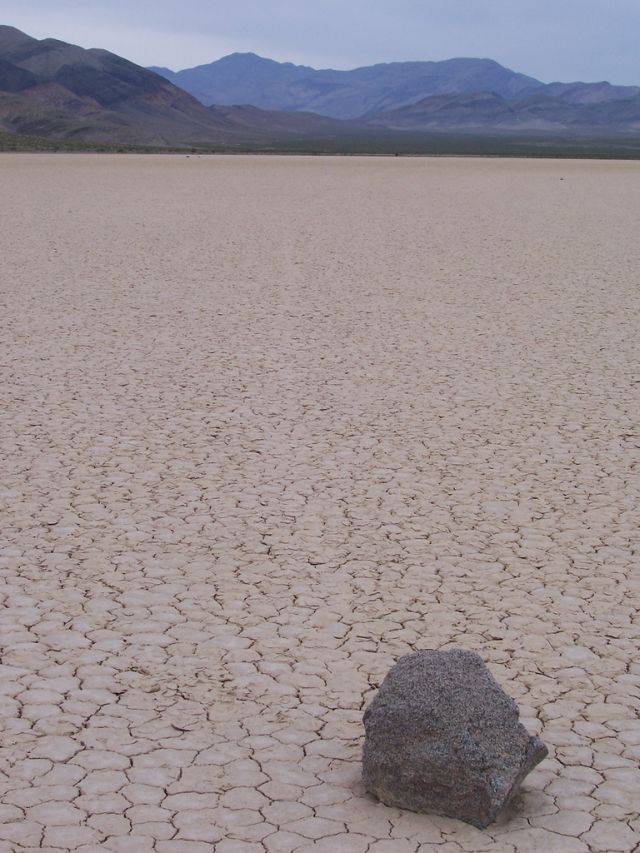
[1,153,639,852]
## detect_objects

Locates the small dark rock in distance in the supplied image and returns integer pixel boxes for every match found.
[362,649,548,828]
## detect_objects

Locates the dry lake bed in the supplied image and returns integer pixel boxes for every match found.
[1,153,639,852]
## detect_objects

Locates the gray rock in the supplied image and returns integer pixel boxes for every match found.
[362,649,548,828]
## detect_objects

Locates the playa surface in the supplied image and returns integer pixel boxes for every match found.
[1,153,639,853]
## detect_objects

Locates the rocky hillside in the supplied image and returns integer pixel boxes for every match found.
[0,26,361,145]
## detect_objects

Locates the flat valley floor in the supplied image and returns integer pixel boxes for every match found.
[1,154,639,853]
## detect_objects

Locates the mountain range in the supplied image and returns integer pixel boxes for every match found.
[0,26,359,145]
[150,54,545,118]
[1,24,639,148]
[151,52,640,134]
[152,52,640,121]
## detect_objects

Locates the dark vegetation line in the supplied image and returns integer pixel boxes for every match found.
[2,130,640,159]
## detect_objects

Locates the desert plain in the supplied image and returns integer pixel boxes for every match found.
[0,153,639,853]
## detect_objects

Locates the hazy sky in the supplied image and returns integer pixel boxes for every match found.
[4,0,640,84]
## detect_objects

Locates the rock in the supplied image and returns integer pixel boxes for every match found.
[362,649,548,828]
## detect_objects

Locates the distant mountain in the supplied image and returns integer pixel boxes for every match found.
[151,50,640,137]
[368,90,640,134]
[544,80,640,105]
[206,103,364,137]
[0,26,360,145]
[150,54,544,119]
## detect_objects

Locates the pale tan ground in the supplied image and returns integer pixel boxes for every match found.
[0,153,639,853]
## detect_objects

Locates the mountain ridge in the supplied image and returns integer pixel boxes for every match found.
[150,53,545,118]
[368,89,640,134]
[148,50,640,136]
[150,52,640,119]
[0,25,365,145]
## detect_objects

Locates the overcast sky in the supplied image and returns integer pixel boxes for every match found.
[4,0,640,84]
